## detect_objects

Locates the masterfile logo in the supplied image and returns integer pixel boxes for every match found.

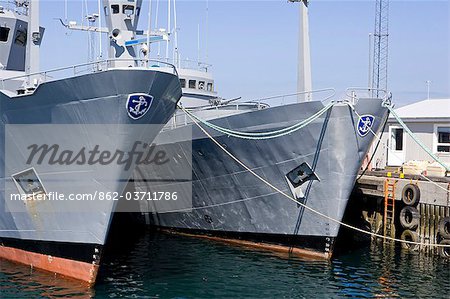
[5,124,193,213]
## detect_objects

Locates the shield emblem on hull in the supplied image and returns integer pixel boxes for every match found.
[126,93,154,120]
[357,114,375,137]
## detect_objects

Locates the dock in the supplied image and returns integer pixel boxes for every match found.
[354,170,450,258]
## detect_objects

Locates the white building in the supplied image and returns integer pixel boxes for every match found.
[371,98,450,169]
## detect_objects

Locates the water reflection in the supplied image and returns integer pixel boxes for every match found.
[0,259,94,298]
[1,231,449,298]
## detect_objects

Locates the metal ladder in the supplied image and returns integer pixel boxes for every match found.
[383,178,396,240]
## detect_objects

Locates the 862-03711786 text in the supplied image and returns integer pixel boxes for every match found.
[10,191,179,201]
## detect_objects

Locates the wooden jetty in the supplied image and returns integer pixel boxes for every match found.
[354,170,450,258]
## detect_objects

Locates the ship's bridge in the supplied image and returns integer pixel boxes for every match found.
[0,7,31,72]
[177,67,217,108]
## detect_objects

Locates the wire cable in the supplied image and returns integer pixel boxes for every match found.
[178,104,450,248]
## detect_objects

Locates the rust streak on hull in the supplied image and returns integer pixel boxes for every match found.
[0,245,99,285]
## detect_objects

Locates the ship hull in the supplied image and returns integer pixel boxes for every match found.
[0,68,181,283]
[133,98,388,258]
[0,237,101,283]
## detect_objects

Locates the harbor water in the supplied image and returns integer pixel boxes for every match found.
[1,229,449,298]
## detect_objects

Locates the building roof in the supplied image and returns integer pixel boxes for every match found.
[392,99,450,119]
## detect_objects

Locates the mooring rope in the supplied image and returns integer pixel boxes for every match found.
[178,104,450,248]
[386,104,450,172]
[357,111,390,180]
[346,103,450,195]
[181,101,335,140]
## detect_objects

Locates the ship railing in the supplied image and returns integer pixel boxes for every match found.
[191,88,336,112]
[160,58,212,72]
[345,87,392,106]
[166,88,336,130]
[0,59,178,93]
[246,88,336,107]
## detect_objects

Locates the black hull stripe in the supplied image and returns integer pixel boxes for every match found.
[0,237,102,264]
[156,226,335,254]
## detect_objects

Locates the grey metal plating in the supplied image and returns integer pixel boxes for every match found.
[133,98,388,254]
[0,68,181,245]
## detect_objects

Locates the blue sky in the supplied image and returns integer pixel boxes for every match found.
[40,1,449,106]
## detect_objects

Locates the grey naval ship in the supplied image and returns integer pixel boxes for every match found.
[132,0,390,259]
[0,0,181,284]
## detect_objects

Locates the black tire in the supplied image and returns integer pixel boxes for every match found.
[399,206,420,229]
[400,230,420,251]
[401,184,420,206]
[438,217,450,239]
[438,239,450,259]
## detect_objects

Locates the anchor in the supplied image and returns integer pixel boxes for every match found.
[357,115,375,137]
[129,96,149,115]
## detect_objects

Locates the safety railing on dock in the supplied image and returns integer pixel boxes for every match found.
[0,59,178,92]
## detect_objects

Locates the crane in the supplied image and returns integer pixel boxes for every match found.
[372,0,389,98]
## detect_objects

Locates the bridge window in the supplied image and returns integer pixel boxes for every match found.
[0,27,10,42]
[198,81,205,90]
[123,5,134,15]
[189,80,196,89]
[180,79,186,88]
[111,5,119,14]
[207,83,213,92]
[14,29,26,46]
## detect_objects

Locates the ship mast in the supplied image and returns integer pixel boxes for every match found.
[61,0,169,68]
[103,0,143,67]
[25,0,42,80]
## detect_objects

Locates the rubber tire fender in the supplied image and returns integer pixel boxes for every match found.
[438,216,450,239]
[401,184,420,206]
[400,230,420,251]
[438,239,450,259]
[399,206,420,230]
